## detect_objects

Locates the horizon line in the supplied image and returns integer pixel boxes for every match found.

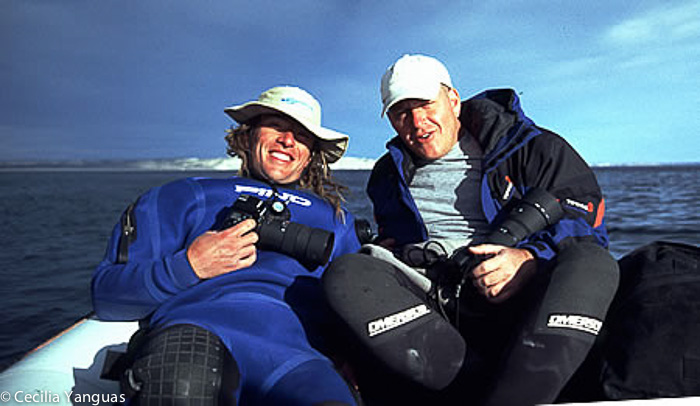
[2,156,700,172]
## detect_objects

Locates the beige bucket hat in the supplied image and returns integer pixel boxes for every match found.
[225,86,349,163]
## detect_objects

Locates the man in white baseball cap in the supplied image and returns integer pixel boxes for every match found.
[323,54,618,406]
[380,54,454,117]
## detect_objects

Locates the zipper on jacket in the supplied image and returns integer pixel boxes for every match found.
[117,201,138,263]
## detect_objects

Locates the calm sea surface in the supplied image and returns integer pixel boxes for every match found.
[1,167,699,370]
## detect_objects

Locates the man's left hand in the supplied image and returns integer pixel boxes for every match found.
[468,244,537,303]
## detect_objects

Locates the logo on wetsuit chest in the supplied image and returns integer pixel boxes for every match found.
[547,314,602,335]
[234,185,312,207]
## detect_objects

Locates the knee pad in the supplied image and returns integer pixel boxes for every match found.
[122,324,240,405]
[323,253,465,390]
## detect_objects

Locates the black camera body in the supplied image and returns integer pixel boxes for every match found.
[222,194,335,269]
[222,193,279,227]
[436,187,565,300]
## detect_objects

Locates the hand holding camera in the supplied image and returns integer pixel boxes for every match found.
[467,244,538,303]
[435,187,564,305]
[221,194,336,269]
[187,218,260,279]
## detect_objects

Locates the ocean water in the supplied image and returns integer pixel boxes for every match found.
[1,166,699,370]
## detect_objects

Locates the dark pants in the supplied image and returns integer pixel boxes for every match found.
[325,241,619,406]
[453,241,620,405]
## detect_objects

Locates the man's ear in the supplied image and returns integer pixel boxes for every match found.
[448,87,461,118]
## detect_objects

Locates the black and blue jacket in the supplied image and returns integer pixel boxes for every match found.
[367,89,608,264]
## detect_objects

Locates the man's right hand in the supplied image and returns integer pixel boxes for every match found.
[468,244,537,303]
[187,219,259,279]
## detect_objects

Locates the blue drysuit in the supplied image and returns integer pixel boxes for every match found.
[92,176,361,405]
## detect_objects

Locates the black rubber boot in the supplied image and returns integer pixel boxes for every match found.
[479,334,592,406]
[323,253,466,391]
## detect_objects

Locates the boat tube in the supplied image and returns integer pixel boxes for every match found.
[2,315,699,405]
[0,314,138,405]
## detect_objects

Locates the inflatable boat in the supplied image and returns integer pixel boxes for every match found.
[1,314,699,405]
[0,314,137,405]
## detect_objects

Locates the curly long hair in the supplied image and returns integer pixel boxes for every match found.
[225,121,348,216]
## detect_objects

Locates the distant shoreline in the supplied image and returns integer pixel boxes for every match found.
[0,156,377,172]
[1,158,699,172]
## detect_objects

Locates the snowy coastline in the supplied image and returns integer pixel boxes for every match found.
[0,156,378,172]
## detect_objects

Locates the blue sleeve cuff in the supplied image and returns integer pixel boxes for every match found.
[520,241,556,262]
[168,250,201,289]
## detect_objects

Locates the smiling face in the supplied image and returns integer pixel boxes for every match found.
[387,86,462,161]
[248,114,316,185]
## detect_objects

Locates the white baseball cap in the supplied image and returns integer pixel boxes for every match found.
[380,54,454,116]
[225,86,349,163]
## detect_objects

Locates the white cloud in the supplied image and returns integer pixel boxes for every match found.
[605,1,700,46]
[571,1,700,83]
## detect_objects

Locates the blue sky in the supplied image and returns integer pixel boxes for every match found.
[3,0,699,165]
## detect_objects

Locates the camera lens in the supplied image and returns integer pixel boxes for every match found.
[288,223,335,266]
[258,219,335,268]
[486,188,564,247]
